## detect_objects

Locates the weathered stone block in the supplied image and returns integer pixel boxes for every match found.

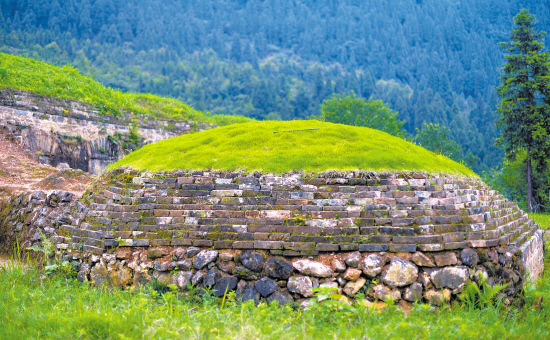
[381,257,418,287]
[434,252,458,266]
[430,266,469,290]
[293,259,333,278]
[254,241,283,250]
[287,276,313,297]
[359,244,388,252]
[316,243,339,252]
[424,289,451,305]
[343,278,366,296]
[360,254,384,278]
[389,244,416,253]
[343,268,362,281]
[411,252,435,267]
[193,250,218,269]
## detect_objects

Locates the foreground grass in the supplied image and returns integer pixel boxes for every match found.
[1,261,550,339]
[532,213,550,230]
[111,120,476,175]
[0,52,250,125]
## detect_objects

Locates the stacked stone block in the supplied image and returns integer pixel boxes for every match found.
[1,168,544,306]
[0,190,76,255]
[62,168,539,261]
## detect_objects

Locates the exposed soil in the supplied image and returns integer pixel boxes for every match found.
[0,131,94,202]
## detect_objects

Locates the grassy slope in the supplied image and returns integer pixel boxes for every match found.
[111,120,476,175]
[0,52,250,125]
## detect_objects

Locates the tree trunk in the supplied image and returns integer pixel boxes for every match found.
[527,154,534,213]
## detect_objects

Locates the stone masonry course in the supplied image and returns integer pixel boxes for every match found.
[0,168,544,307]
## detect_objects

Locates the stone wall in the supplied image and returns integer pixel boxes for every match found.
[0,168,544,307]
[0,190,77,255]
[0,90,212,173]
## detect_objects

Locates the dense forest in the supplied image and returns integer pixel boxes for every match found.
[1,0,550,175]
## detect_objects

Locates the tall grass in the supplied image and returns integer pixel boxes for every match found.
[531,213,550,230]
[2,259,550,339]
[0,52,250,126]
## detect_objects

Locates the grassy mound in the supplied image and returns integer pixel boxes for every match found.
[111,120,476,175]
[0,53,250,125]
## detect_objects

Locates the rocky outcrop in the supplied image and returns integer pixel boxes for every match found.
[0,90,212,174]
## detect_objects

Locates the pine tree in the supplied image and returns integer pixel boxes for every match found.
[497,9,550,212]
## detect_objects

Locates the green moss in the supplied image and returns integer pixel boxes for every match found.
[283,216,307,226]
[156,230,172,239]
[110,121,476,176]
[118,239,132,247]
[108,171,137,185]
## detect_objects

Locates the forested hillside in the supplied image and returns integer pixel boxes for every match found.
[1,0,549,172]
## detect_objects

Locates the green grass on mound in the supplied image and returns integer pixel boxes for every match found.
[0,52,250,125]
[111,120,476,175]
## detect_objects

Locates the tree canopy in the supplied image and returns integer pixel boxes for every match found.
[497,9,550,211]
[321,93,404,137]
[414,123,463,160]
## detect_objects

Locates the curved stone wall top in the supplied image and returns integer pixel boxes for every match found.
[59,168,538,258]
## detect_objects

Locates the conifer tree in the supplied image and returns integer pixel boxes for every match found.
[497,9,550,212]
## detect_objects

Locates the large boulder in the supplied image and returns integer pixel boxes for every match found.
[241,284,260,303]
[360,254,384,278]
[343,268,362,281]
[460,248,479,268]
[343,278,366,296]
[434,253,458,266]
[267,290,294,305]
[293,259,333,278]
[344,252,361,268]
[172,248,186,261]
[381,257,418,287]
[287,276,314,297]
[403,282,423,302]
[254,277,280,297]
[110,264,132,286]
[411,252,435,267]
[240,251,265,272]
[193,250,218,269]
[203,268,221,287]
[213,276,238,297]
[430,266,469,290]
[424,289,451,305]
[265,258,294,279]
[175,271,193,289]
[90,262,110,286]
[372,284,401,301]
[233,265,259,280]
